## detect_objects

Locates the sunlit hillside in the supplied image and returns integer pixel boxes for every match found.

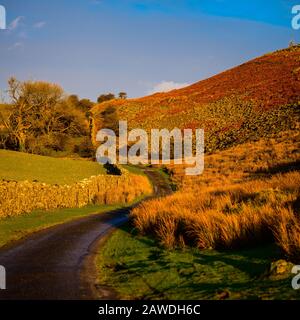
[92,46,300,152]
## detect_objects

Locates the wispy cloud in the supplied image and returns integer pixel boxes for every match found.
[33,21,46,29]
[8,41,24,50]
[8,16,24,31]
[148,81,190,94]
[18,31,28,39]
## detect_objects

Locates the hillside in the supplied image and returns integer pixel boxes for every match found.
[92,46,300,152]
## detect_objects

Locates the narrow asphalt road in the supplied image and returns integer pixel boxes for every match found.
[0,168,172,300]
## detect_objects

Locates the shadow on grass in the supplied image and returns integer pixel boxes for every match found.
[102,221,289,300]
[252,159,300,176]
[126,223,281,276]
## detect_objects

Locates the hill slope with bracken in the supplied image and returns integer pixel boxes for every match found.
[92,46,300,152]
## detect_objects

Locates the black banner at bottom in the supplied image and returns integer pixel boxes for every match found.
[0,300,299,319]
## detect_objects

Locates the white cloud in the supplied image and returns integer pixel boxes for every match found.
[8,16,24,31]
[148,81,190,94]
[33,21,46,29]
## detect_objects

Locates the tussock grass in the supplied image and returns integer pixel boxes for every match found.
[131,129,300,261]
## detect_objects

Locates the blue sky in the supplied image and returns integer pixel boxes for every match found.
[0,0,299,100]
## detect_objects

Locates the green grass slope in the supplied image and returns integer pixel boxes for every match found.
[0,149,105,185]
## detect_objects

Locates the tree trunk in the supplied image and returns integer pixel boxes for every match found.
[17,134,26,152]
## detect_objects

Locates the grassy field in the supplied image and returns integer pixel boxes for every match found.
[0,149,105,185]
[97,223,299,300]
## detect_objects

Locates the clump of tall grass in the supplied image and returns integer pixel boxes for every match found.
[267,207,300,262]
[131,130,300,258]
[131,169,300,258]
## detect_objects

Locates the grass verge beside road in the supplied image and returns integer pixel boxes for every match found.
[0,204,123,248]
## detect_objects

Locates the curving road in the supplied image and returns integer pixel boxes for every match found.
[0,169,172,300]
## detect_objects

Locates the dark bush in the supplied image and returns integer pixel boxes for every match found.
[73,137,95,158]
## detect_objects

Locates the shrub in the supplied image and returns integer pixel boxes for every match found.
[73,137,95,158]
